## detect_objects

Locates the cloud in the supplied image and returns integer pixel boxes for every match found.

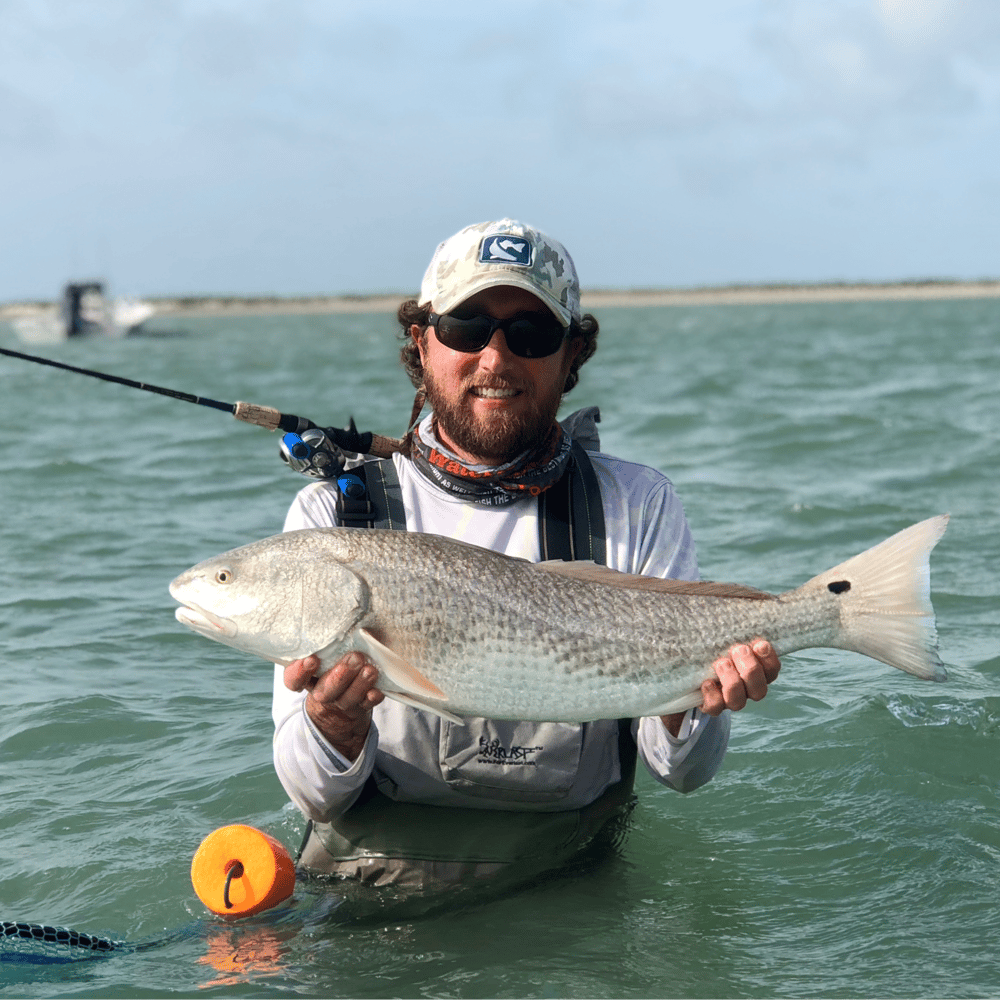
[0,0,997,297]
[552,1,999,145]
[758,1,993,118]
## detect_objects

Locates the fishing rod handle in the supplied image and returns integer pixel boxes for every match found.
[234,400,403,457]
[368,432,405,457]
[232,401,314,433]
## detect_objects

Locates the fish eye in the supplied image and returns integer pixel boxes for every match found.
[215,568,234,584]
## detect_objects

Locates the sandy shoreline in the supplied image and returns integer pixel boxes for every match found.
[2,280,999,320]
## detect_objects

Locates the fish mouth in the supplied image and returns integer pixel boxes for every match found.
[174,604,238,639]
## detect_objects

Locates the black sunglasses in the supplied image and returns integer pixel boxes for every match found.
[428,309,569,359]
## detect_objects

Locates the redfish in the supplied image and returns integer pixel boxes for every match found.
[170,515,949,723]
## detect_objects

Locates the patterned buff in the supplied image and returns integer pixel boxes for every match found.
[410,414,571,506]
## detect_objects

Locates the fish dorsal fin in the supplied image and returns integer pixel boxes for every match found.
[355,629,465,725]
[534,561,777,600]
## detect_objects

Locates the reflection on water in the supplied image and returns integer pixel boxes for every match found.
[199,922,294,990]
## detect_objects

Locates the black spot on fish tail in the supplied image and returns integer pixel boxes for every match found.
[828,580,851,594]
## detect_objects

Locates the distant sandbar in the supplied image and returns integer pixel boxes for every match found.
[3,279,999,321]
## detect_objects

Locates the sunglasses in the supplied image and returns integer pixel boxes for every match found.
[428,309,569,359]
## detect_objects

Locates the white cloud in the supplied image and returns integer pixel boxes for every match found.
[0,0,997,298]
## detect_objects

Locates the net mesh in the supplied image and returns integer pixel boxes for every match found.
[1,920,126,964]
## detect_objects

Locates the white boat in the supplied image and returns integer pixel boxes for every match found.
[10,282,156,343]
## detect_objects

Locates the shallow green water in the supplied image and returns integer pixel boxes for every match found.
[1,299,997,998]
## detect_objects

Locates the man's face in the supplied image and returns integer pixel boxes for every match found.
[414,286,582,466]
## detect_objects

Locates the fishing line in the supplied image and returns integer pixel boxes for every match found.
[0,345,403,458]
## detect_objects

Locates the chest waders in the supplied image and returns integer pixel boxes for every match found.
[298,442,639,892]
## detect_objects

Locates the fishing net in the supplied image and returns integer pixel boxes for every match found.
[0,920,126,964]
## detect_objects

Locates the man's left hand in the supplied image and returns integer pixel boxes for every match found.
[661,639,781,736]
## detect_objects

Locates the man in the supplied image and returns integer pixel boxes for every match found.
[272,219,780,889]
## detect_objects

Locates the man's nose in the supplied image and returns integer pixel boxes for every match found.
[475,329,516,369]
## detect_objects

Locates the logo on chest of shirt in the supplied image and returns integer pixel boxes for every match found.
[477,736,543,766]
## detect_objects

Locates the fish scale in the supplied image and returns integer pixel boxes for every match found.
[170,516,949,723]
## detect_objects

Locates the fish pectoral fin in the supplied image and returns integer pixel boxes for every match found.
[356,628,450,703]
[384,691,466,726]
[646,690,706,716]
[354,629,464,724]
[534,561,777,600]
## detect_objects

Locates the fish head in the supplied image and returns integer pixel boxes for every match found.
[169,532,369,665]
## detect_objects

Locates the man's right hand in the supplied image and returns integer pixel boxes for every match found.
[284,652,383,762]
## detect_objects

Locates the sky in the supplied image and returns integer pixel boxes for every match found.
[1,0,998,301]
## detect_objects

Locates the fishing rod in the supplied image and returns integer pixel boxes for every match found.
[0,346,404,478]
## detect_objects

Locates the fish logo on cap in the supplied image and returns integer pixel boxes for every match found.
[480,235,533,267]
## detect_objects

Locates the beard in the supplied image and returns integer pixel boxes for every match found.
[423,370,565,466]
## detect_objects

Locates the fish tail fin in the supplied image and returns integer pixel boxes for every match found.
[805,514,950,681]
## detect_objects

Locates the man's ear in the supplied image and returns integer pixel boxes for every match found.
[566,332,585,364]
[411,323,427,365]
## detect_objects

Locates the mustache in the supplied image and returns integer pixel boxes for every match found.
[463,375,524,393]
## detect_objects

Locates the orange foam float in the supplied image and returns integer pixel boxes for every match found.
[191,824,296,918]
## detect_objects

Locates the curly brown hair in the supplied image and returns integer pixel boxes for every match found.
[396,299,599,395]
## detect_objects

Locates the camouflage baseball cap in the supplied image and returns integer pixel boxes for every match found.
[419,219,581,328]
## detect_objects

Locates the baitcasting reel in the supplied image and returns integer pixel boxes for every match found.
[279,427,347,480]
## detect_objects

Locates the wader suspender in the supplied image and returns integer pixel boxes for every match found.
[334,462,406,530]
[332,443,637,784]
[538,440,606,564]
